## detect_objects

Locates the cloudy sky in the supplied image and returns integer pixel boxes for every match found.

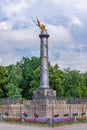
[0,0,87,72]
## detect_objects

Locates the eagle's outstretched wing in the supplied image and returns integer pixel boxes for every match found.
[33,17,46,31]
[36,16,40,26]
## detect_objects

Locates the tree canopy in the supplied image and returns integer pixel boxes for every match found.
[0,57,87,99]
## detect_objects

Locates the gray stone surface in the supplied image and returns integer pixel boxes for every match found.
[0,123,50,130]
[39,30,50,89]
[33,30,56,102]
[0,123,87,130]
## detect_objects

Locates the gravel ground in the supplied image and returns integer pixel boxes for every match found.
[0,122,87,130]
[0,123,50,130]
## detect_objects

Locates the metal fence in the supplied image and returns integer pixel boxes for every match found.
[0,97,87,127]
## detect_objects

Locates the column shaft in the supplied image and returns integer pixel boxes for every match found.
[39,31,50,89]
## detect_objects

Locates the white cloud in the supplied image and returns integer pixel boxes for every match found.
[70,44,87,51]
[0,53,21,66]
[75,0,87,12]
[0,27,40,66]
[52,0,87,11]
[0,21,12,30]
[0,28,39,50]
[48,0,61,4]
[0,0,87,72]
[3,0,29,14]
[0,24,71,54]
[70,16,83,27]
[51,48,87,72]
[51,0,87,20]
[0,58,3,63]
[0,0,30,22]
[47,24,72,46]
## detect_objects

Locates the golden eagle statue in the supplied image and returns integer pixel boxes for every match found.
[33,17,47,31]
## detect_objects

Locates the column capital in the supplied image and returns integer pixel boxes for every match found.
[39,30,49,38]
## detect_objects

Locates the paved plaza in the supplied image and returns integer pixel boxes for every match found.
[0,123,87,130]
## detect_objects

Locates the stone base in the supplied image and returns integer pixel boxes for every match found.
[31,88,56,118]
[33,88,56,101]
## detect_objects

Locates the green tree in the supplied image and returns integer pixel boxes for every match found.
[2,56,87,99]
[0,66,8,97]
[6,83,21,99]
[84,72,87,87]
[49,64,64,97]
[20,57,40,99]
[6,65,22,99]
[80,72,87,97]
[63,68,87,98]
[29,67,40,97]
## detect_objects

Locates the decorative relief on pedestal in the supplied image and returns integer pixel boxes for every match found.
[33,90,45,99]
[33,91,42,99]
[33,89,56,100]
[47,90,56,100]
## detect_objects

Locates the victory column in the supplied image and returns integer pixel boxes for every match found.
[33,17,56,100]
